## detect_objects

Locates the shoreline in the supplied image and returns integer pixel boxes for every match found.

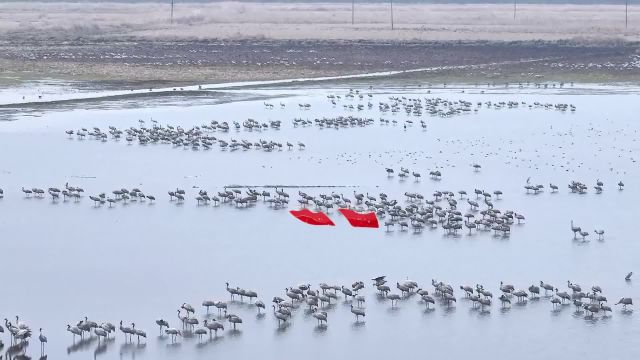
[2,75,639,114]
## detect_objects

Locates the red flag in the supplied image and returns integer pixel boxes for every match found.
[338,208,379,228]
[290,209,335,226]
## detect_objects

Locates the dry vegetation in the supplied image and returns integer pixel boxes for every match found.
[1,2,639,41]
[0,2,639,85]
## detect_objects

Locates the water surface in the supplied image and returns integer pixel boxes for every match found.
[0,83,639,360]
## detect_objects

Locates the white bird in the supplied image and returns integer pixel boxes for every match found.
[16,328,32,343]
[14,316,29,330]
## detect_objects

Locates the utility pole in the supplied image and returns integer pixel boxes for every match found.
[626,0,629,29]
[171,0,174,24]
[352,0,354,25]
[390,0,394,30]
[514,0,517,20]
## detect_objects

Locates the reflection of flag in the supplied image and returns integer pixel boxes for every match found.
[290,209,335,226]
[338,209,379,228]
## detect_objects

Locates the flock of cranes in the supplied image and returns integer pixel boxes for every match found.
[1,317,47,357]
[293,115,378,129]
[179,185,524,237]
[9,182,521,237]
[375,96,575,118]
[0,180,613,241]
[383,166,626,200]
[522,177,623,241]
[18,183,85,202]
[323,89,576,119]
[65,120,305,152]
[529,179,624,195]
[279,90,577,132]
[566,179,624,193]
[263,101,310,110]
[2,275,633,357]
[2,173,624,241]
[6,84,640,360]
[62,88,577,151]
[385,166,444,181]
[570,220,606,242]
[11,183,155,207]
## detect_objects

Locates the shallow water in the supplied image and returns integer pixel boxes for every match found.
[0,83,639,359]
